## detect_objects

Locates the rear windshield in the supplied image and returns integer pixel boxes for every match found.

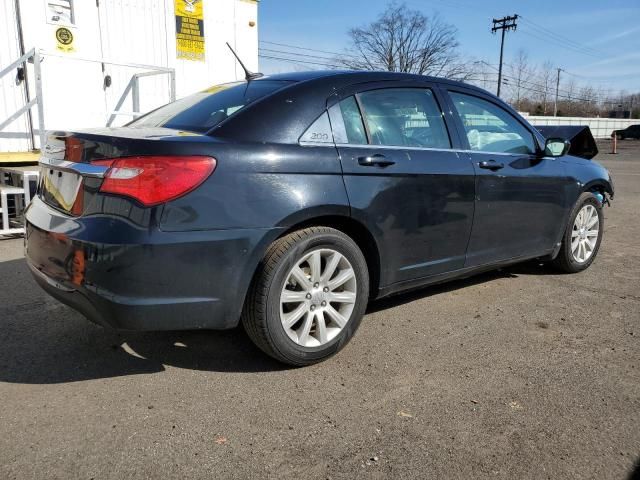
[129,80,293,133]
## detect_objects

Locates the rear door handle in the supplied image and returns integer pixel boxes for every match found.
[478,160,504,171]
[358,154,395,167]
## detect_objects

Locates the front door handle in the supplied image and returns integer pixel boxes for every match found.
[358,154,395,167]
[478,160,504,171]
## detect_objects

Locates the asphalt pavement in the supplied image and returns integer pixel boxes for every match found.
[0,141,638,479]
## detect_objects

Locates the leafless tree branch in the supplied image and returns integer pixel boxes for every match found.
[337,2,472,80]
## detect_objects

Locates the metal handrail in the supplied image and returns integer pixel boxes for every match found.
[1,48,176,147]
[0,48,45,150]
[106,69,176,127]
[38,50,176,128]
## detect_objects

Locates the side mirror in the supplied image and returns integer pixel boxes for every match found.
[544,138,571,157]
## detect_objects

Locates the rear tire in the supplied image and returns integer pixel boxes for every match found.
[242,227,369,366]
[552,192,603,273]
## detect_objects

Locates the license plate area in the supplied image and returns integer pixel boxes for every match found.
[40,166,83,214]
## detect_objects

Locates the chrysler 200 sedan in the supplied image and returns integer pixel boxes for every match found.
[25,71,614,365]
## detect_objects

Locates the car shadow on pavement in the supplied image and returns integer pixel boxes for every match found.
[367,260,554,313]
[0,257,556,385]
[629,457,640,480]
[0,258,287,384]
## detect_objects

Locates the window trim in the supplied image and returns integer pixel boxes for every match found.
[444,87,541,156]
[336,86,454,149]
[352,94,372,145]
[326,81,464,148]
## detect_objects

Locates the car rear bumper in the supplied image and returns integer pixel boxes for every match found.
[24,197,280,331]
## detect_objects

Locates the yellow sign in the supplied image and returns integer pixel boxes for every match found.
[55,27,74,52]
[175,0,205,62]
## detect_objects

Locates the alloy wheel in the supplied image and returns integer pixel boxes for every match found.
[280,248,357,347]
[571,204,599,263]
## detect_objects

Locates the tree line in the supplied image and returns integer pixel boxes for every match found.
[337,2,639,119]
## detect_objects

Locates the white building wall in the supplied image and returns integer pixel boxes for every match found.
[0,0,258,152]
[526,116,638,139]
[457,114,638,139]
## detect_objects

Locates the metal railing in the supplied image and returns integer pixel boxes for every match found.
[1,49,176,149]
[107,69,176,126]
[0,48,45,150]
[38,50,176,128]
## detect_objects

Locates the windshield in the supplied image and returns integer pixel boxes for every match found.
[129,80,293,133]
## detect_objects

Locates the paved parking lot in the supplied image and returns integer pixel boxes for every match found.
[0,141,638,479]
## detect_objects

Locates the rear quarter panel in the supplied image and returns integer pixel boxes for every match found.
[160,143,350,231]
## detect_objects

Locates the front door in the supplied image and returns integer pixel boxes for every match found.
[444,88,570,267]
[329,83,476,287]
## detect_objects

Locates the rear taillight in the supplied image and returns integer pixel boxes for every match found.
[95,156,216,206]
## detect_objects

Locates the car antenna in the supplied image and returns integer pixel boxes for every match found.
[226,42,263,81]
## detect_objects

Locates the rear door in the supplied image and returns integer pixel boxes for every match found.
[442,87,570,267]
[329,82,476,287]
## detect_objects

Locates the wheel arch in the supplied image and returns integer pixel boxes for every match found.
[275,215,382,299]
[582,178,614,199]
[240,214,382,312]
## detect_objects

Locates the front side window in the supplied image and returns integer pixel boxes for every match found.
[450,92,536,154]
[357,88,451,149]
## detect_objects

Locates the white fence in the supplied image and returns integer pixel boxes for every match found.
[523,115,638,139]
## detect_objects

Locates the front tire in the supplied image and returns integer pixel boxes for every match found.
[552,192,604,273]
[242,227,369,366]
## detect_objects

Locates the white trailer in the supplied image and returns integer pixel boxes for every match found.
[0,0,259,155]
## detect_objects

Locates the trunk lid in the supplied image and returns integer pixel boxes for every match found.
[38,127,214,215]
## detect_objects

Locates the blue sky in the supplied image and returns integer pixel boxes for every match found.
[257,0,640,94]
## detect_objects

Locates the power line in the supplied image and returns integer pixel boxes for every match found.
[259,40,357,59]
[482,59,617,96]
[519,17,606,57]
[518,25,601,59]
[259,47,344,62]
[469,71,606,103]
[258,54,343,69]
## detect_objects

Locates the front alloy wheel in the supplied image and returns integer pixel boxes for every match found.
[570,204,600,264]
[553,192,604,273]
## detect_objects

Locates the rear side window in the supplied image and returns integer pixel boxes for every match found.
[450,92,536,154]
[130,80,293,133]
[300,112,334,144]
[358,88,451,148]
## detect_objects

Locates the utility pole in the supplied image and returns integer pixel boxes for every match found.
[491,14,518,98]
[553,67,563,117]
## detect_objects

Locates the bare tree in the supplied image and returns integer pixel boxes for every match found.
[507,49,534,111]
[579,85,598,116]
[564,76,578,102]
[339,2,472,80]
[537,61,555,115]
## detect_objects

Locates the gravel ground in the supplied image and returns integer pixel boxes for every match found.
[0,141,638,479]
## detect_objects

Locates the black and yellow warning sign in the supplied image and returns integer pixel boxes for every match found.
[175,0,205,62]
[55,27,74,52]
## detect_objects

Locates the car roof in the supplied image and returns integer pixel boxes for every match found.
[213,69,520,144]
[259,69,476,91]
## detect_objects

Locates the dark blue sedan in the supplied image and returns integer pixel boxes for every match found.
[24,71,614,365]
